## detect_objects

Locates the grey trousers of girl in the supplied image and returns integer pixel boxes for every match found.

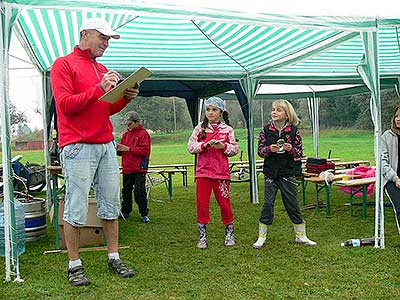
[259,176,303,225]
[384,181,400,234]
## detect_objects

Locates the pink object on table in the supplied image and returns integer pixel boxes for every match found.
[339,166,376,197]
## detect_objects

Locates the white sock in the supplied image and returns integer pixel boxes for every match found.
[68,259,82,269]
[108,252,120,260]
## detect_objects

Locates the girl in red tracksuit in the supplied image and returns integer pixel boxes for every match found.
[188,96,238,249]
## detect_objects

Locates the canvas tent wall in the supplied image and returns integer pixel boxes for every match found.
[2,0,400,281]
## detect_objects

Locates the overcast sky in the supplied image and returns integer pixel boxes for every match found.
[9,36,43,130]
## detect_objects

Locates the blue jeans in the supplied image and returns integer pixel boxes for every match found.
[60,142,120,227]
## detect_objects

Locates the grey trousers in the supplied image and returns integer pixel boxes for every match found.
[259,176,303,225]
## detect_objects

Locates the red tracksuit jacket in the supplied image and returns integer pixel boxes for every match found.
[50,46,131,148]
[120,125,151,174]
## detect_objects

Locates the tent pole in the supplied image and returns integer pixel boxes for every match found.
[240,77,260,204]
[1,2,23,282]
[41,72,52,207]
[357,30,384,249]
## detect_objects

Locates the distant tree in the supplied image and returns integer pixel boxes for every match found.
[9,102,28,135]
[111,96,192,134]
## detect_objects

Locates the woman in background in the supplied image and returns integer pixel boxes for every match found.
[382,105,400,234]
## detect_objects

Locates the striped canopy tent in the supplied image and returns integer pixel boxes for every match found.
[2,0,399,281]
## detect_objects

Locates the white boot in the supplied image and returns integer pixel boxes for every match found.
[294,223,317,246]
[252,223,268,249]
[197,223,207,249]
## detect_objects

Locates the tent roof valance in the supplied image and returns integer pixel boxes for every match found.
[5,1,400,84]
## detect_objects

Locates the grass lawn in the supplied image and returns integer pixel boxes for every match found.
[1,129,399,299]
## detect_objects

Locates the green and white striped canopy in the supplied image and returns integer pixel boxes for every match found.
[6,0,400,83]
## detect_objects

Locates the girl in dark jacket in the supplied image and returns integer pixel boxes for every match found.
[253,100,316,249]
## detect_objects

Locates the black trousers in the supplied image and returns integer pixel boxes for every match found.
[384,181,400,234]
[121,172,149,217]
[259,176,303,225]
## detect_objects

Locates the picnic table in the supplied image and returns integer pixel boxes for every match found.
[303,172,361,215]
[148,163,193,187]
[334,160,370,169]
[146,168,189,200]
[228,160,263,182]
[334,177,376,220]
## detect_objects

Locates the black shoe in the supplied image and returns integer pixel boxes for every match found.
[67,265,90,286]
[108,259,134,278]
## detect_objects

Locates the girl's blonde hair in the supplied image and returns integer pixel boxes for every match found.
[390,105,400,134]
[272,99,299,125]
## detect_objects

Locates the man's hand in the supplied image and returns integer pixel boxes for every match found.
[100,71,120,91]
[123,83,140,101]
[116,143,130,152]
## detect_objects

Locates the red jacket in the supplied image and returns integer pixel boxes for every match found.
[120,125,151,174]
[188,122,238,180]
[50,46,130,148]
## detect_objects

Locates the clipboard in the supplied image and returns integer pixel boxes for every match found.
[99,67,152,103]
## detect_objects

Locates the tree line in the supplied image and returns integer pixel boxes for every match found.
[11,87,400,141]
[111,88,399,134]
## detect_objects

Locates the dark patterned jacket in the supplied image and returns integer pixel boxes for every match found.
[258,121,302,179]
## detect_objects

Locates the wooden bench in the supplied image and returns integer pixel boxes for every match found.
[334,177,376,220]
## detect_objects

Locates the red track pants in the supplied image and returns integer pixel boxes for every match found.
[196,177,234,226]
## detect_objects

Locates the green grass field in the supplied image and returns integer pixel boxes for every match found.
[2,129,399,300]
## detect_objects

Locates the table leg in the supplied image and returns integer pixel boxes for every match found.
[183,167,188,187]
[325,183,331,216]
[349,187,353,216]
[315,183,319,211]
[362,185,367,220]
[52,174,60,250]
[301,178,306,206]
[168,173,173,200]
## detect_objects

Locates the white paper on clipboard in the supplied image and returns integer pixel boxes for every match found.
[99,67,152,103]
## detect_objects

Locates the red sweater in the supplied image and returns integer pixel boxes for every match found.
[50,46,130,148]
[121,125,151,174]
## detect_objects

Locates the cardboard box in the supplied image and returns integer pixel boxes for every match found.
[58,225,104,249]
[58,196,102,228]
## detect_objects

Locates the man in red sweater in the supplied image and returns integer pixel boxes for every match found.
[50,17,138,286]
[117,111,151,223]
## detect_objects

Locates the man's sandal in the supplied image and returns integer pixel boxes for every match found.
[68,265,90,286]
[108,259,134,278]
